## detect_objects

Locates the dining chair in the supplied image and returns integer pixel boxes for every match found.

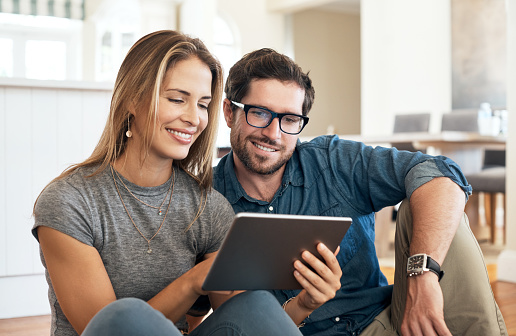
[465,150,506,245]
[392,113,431,152]
[441,109,479,132]
[441,111,506,245]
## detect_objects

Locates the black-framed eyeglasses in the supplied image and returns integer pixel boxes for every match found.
[231,101,309,135]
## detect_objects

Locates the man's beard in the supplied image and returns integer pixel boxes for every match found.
[230,131,293,176]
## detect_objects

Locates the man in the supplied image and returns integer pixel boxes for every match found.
[213,48,507,335]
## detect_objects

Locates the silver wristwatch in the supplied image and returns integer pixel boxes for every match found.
[407,253,444,281]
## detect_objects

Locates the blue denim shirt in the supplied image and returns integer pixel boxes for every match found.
[213,135,471,335]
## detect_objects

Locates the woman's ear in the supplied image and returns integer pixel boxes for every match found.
[222,99,234,128]
[127,100,137,116]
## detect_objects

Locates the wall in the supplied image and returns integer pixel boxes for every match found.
[361,0,452,136]
[293,9,361,136]
[218,0,288,55]
[0,79,112,318]
[180,0,289,56]
[497,0,516,283]
[451,0,506,109]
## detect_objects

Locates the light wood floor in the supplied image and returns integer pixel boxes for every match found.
[1,280,515,336]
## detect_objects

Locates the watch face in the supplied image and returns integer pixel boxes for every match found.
[408,254,425,271]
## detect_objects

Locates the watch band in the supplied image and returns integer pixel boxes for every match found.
[426,256,445,281]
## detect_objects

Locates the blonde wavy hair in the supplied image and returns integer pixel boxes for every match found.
[35,30,223,216]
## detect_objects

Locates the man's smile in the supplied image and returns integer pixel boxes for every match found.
[253,141,277,152]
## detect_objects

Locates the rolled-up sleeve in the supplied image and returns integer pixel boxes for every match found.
[405,158,472,200]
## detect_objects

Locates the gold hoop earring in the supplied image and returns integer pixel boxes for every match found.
[126,115,133,138]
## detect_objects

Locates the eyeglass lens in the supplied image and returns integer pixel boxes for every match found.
[246,107,305,134]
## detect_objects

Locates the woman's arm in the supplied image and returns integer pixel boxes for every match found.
[38,226,117,335]
[39,227,235,334]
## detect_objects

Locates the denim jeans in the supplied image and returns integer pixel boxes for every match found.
[82,290,302,336]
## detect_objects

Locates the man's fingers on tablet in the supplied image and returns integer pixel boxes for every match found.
[317,243,339,260]
[298,248,341,287]
[294,269,336,309]
[316,244,342,276]
[333,245,340,256]
[295,259,334,292]
[301,251,328,275]
[294,259,323,285]
[294,270,324,300]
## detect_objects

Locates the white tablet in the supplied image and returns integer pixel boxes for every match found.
[202,212,352,291]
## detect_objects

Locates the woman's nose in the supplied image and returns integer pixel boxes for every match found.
[182,104,201,126]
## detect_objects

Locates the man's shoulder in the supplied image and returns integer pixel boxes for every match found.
[296,134,363,159]
[298,134,335,148]
[297,134,361,151]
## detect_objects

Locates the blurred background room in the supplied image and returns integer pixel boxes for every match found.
[0,0,515,333]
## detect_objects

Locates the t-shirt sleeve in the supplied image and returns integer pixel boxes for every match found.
[32,178,95,247]
[203,189,234,255]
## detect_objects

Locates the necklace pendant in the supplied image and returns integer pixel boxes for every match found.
[158,209,162,216]
[147,248,152,254]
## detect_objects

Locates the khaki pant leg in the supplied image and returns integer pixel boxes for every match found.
[388,199,507,336]
[360,305,398,336]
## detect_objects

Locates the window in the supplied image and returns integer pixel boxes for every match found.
[0,12,82,80]
[91,0,140,82]
[213,14,240,149]
[0,38,13,77]
[213,15,239,77]
[97,30,136,82]
[26,40,67,80]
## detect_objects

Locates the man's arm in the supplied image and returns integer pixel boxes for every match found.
[401,176,466,336]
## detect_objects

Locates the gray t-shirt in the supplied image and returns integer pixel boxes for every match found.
[32,164,234,336]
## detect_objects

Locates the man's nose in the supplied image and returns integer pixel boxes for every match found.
[261,117,282,140]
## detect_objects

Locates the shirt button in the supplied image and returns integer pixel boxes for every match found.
[268,206,274,211]
[334,317,340,322]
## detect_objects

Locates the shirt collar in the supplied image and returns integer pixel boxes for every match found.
[283,139,304,187]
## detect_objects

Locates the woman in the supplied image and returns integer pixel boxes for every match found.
[32,30,301,336]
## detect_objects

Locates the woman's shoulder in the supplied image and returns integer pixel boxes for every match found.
[40,164,107,199]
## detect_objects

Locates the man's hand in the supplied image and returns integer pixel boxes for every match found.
[283,243,342,325]
[401,273,452,336]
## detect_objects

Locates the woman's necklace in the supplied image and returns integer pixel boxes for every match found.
[111,166,173,215]
[110,165,175,254]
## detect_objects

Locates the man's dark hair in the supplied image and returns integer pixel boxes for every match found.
[225,48,315,116]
